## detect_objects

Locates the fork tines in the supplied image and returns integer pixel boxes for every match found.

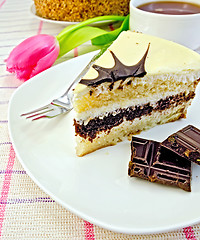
[21,105,53,120]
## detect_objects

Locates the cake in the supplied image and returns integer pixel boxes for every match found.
[34,0,130,22]
[73,31,200,156]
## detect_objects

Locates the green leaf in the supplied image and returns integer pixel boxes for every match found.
[56,15,126,42]
[56,15,129,58]
[91,15,129,46]
[58,26,107,58]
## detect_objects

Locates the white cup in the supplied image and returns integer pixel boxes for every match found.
[129,0,200,50]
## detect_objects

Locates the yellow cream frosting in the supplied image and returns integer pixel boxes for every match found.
[74,31,200,94]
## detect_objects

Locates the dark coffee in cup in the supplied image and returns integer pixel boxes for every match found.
[137,1,200,15]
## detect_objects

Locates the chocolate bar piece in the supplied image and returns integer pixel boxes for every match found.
[162,125,200,165]
[128,137,191,191]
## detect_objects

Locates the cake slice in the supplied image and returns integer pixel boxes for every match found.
[73,31,200,156]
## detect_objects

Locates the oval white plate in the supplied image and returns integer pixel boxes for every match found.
[8,51,200,234]
[30,4,116,27]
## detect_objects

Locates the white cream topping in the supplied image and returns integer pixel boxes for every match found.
[74,31,200,95]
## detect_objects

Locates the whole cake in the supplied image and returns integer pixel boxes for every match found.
[34,0,129,22]
[73,31,200,156]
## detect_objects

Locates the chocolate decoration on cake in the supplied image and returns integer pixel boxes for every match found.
[128,137,191,192]
[161,125,200,165]
[80,44,150,87]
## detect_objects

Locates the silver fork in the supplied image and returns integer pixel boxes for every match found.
[21,45,110,121]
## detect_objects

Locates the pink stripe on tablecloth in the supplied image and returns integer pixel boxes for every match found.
[37,21,43,35]
[0,145,15,236]
[0,0,6,9]
[184,226,197,240]
[84,221,95,240]
[74,47,78,57]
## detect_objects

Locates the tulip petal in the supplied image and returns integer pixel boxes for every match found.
[6,34,60,81]
[30,44,60,78]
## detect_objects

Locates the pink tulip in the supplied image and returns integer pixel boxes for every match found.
[6,34,60,81]
[6,16,128,82]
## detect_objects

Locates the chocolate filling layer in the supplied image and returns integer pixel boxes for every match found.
[74,92,195,141]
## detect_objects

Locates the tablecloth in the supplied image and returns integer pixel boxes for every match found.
[0,0,200,239]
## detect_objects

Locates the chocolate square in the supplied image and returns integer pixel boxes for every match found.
[128,136,191,191]
[161,125,200,165]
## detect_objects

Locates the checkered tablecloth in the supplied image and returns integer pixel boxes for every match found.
[0,0,200,239]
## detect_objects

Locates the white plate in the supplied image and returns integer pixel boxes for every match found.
[8,51,200,234]
[30,4,116,27]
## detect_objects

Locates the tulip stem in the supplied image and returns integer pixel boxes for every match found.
[56,15,129,58]
[56,15,126,42]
